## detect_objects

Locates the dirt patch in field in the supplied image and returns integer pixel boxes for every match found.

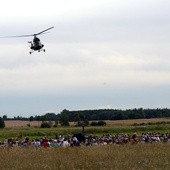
[5,120,41,128]
[105,118,170,126]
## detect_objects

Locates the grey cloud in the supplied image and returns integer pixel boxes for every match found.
[1,0,170,117]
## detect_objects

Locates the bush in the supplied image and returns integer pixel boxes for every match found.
[53,124,58,127]
[27,123,31,127]
[98,121,106,126]
[90,121,98,126]
[91,121,106,126]
[40,122,51,128]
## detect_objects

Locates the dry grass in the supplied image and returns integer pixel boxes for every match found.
[0,144,169,170]
[5,118,170,128]
[5,120,41,128]
[105,118,170,126]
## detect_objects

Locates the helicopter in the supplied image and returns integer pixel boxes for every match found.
[1,26,54,54]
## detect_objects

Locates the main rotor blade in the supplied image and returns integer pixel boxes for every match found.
[0,26,54,38]
[0,34,34,38]
[36,26,54,35]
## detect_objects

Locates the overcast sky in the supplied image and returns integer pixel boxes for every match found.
[0,0,170,117]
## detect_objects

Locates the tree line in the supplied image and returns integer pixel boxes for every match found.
[2,108,170,121]
[35,108,170,127]
[1,108,170,128]
[58,108,170,121]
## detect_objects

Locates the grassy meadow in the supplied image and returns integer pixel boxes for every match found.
[0,144,169,170]
[1,118,170,141]
[0,118,170,169]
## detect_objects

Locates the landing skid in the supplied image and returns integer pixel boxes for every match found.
[29,49,45,54]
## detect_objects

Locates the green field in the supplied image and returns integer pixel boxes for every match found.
[0,119,170,141]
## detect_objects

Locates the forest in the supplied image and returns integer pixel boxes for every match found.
[3,108,170,122]
[59,108,170,121]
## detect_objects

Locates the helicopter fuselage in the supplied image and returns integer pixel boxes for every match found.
[29,36,45,54]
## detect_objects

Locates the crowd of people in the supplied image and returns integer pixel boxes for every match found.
[0,132,170,149]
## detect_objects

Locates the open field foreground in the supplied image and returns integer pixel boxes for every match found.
[0,144,169,170]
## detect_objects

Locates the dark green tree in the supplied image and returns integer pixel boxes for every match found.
[59,114,69,126]
[0,117,5,128]
[29,116,34,122]
[75,113,89,127]
[3,115,7,120]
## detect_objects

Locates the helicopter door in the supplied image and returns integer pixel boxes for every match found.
[33,37,41,46]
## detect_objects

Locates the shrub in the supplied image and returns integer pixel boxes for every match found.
[27,123,31,127]
[91,121,106,126]
[90,121,98,126]
[40,122,51,128]
[97,120,106,126]
[53,124,58,127]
